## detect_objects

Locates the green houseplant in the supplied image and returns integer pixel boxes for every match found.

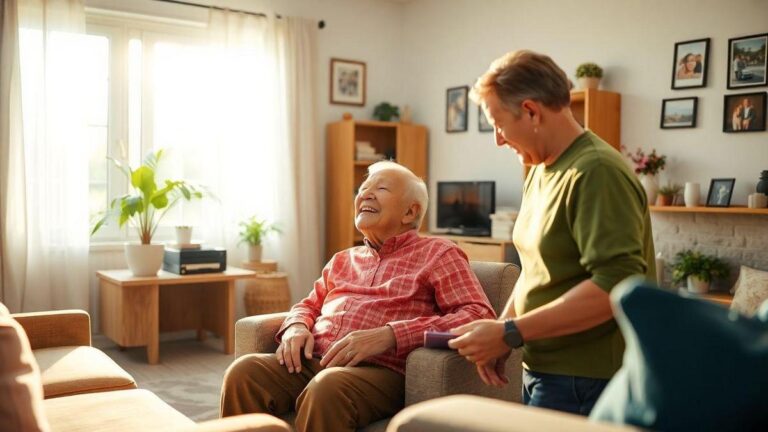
[91,149,206,276]
[239,216,280,262]
[672,250,730,294]
[657,183,682,206]
[372,102,399,122]
[575,62,603,89]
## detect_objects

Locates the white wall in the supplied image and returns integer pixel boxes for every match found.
[400,0,768,229]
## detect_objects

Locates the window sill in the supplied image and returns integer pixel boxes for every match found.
[89,242,126,253]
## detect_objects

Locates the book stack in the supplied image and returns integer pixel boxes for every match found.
[490,207,519,240]
[165,241,202,251]
[355,141,385,161]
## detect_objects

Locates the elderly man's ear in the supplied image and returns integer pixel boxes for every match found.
[401,203,421,226]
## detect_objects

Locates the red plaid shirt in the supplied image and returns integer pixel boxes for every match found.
[276,230,496,374]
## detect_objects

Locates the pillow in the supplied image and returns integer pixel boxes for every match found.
[0,303,49,431]
[590,277,768,432]
[731,265,768,317]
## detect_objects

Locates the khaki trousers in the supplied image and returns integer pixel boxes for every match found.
[220,354,404,432]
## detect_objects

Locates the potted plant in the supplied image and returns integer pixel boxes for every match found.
[91,150,206,276]
[575,62,604,89]
[656,183,682,206]
[625,147,667,205]
[174,225,193,245]
[239,216,280,262]
[672,250,730,294]
[373,102,399,122]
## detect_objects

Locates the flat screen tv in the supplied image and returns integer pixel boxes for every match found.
[436,181,495,236]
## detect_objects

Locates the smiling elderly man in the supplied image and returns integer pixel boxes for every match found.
[220,161,496,431]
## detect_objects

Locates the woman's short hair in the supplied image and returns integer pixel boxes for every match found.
[470,50,571,114]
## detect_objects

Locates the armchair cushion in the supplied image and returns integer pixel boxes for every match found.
[404,347,522,406]
[591,278,768,431]
[235,312,288,358]
[12,310,91,349]
[34,346,136,398]
[469,261,519,315]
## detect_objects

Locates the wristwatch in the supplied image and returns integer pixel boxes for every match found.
[503,319,524,348]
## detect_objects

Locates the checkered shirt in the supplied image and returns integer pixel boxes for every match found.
[276,229,496,374]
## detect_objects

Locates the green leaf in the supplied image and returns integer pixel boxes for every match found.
[131,166,157,198]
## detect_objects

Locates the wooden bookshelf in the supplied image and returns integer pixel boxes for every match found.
[650,205,768,215]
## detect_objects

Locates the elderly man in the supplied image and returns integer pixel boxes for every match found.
[221,161,496,431]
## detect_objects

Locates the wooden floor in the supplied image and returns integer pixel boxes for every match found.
[95,333,234,421]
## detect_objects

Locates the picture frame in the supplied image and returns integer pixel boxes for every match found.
[727,33,767,89]
[446,86,469,133]
[330,58,366,106]
[660,97,698,129]
[723,92,767,133]
[671,38,710,90]
[478,105,493,132]
[706,178,736,207]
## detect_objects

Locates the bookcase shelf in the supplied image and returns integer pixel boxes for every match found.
[650,205,768,215]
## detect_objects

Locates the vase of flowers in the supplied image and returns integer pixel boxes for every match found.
[626,147,667,205]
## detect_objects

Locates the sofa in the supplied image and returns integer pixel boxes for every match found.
[233,261,523,431]
[1,303,289,432]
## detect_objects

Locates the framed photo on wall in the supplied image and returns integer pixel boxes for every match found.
[706,178,736,207]
[727,33,768,89]
[671,38,710,89]
[723,92,767,132]
[330,58,366,106]
[446,86,469,133]
[478,105,493,132]
[660,97,698,128]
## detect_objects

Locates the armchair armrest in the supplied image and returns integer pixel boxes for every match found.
[11,310,91,350]
[404,347,523,407]
[235,312,289,358]
[182,414,290,432]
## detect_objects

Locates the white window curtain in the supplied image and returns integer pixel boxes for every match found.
[0,0,90,312]
[150,10,322,303]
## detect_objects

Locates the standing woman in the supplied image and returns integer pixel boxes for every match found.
[449,50,656,416]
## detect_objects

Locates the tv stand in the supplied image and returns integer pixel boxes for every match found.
[444,228,490,237]
[428,233,519,265]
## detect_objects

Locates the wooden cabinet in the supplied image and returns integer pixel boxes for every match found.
[325,119,428,260]
[428,234,519,265]
[570,88,621,151]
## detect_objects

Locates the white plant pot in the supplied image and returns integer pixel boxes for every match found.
[124,243,165,277]
[247,245,263,262]
[684,182,700,208]
[687,275,710,294]
[175,226,193,244]
[578,77,601,89]
[640,174,659,206]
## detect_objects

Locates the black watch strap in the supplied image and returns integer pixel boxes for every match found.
[503,319,524,348]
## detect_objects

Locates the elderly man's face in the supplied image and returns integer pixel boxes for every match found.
[354,169,414,240]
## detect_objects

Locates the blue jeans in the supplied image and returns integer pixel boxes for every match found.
[522,369,609,416]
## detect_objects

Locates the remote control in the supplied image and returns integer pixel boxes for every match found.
[423,331,456,349]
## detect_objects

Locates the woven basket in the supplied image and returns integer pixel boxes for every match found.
[240,260,278,274]
[244,272,291,316]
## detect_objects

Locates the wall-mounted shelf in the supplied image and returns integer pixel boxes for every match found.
[650,205,768,215]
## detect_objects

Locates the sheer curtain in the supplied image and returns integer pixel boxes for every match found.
[151,10,322,304]
[0,0,90,312]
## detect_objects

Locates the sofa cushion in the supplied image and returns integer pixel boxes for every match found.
[731,265,768,317]
[34,345,136,398]
[44,388,194,431]
[0,303,49,431]
[590,277,768,431]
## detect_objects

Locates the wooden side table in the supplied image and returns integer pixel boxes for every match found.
[97,267,255,364]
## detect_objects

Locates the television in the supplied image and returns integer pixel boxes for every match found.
[436,181,495,236]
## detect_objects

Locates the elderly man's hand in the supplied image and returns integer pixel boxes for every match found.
[276,323,314,373]
[320,326,396,368]
[448,319,510,366]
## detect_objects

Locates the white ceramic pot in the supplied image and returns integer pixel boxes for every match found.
[247,245,263,262]
[175,226,193,244]
[684,182,700,208]
[687,275,710,294]
[578,77,601,89]
[124,243,165,277]
[640,174,659,206]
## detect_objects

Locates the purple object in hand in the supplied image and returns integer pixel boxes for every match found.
[423,331,456,349]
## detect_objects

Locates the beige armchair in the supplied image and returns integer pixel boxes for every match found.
[234,261,523,431]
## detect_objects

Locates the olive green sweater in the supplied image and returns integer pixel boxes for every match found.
[513,131,656,379]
